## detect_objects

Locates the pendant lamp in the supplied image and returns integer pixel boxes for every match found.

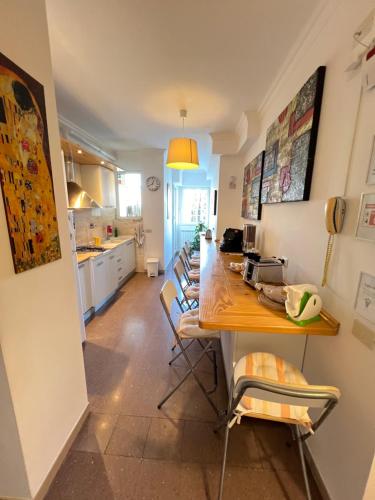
[166,109,199,170]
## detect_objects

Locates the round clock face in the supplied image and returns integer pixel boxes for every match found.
[146,176,161,191]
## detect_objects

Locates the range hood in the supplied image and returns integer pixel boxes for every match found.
[65,159,101,209]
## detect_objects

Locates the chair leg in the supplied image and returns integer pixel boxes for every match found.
[169,338,196,365]
[218,422,230,500]
[158,339,219,415]
[296,425,312,500]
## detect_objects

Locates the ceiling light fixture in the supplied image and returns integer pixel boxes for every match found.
[166,109,199,170]
[77,149,82,154]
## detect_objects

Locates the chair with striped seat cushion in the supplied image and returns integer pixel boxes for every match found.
[233,353,311,426]
[217,351,340,500]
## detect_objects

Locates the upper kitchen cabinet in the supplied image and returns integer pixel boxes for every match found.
[61,137,117,209]
[80,164,116,208]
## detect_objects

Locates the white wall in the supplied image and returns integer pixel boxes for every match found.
[364,455,375,500]
[216,154,244,239]
[0,1,88,497]
[117,149,165,269]
[237,1,375,498]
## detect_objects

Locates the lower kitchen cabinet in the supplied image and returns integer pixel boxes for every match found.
[77,260,92,313]
[91,253,111,309]
[89,239,136,311]
[125,239,136,275]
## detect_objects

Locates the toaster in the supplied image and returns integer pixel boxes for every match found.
[243,257,284,288]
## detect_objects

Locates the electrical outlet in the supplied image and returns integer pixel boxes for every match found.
[352,319,375,350]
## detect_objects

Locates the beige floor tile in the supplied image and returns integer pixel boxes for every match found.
[72,412,118,454]
[106,415,151,457]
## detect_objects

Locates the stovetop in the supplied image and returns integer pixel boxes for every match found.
[76,245,106,253]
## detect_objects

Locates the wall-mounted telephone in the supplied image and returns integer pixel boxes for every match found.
[321,197,346,286]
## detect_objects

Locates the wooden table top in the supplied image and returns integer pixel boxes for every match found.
[198,237,339,336]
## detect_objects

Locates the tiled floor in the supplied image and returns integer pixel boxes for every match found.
[46,270,322,500]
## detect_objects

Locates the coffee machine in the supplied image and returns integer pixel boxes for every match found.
[242,224,256,253]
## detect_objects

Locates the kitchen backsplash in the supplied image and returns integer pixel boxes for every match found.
[74,209,145,271]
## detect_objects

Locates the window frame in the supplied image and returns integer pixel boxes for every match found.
[115,169,143,220]
[178,186,210,226]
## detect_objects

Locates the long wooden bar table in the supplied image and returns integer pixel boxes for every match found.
[198,237,339,387]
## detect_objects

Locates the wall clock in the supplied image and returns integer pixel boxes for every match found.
[146,176,161,191]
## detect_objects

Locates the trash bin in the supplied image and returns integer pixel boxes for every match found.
[146,258,159,277]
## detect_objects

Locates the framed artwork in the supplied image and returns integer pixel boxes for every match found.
[367,136,375,185]
[241,151,264,220]
[0,52,61,273]
[261,66,326,204]
[355,272,375,324]
[355,192,375,243]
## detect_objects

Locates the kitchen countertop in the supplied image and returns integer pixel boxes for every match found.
[198,236,339,335]
[76,236,134,264]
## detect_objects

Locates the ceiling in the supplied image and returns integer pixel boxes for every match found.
[46,0,321,166]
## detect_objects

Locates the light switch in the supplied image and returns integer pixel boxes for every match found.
[352,318,375,350]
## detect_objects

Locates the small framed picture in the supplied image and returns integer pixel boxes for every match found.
[367,137,375,185]
[355,272,375,324]
[355,192,375,243]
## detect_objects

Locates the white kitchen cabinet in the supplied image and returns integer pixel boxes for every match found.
[80,164,116,208]
[91,253,111,309]
[109,246,126,289]
[77,260,92,313]
[121,239,136,277]
[126,240,136,274]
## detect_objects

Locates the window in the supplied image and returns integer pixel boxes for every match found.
[180,188,209,224]
[116,171,142,218]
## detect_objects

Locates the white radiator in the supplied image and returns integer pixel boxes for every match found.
[178,227,195,249]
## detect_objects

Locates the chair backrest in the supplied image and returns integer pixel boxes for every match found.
[184,242,191,255]
[174,259,188,285]
[233,375,340,433]
[174,260,192,309]
[179,251,191,275]
[160,280,179,314]
[182,246,191,265]
[235,376,341,409]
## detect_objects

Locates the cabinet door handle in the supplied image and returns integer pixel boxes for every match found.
[78,263,85,269]
[118,275,123,281]
[126,241,132,246]
[109,255,114,260]
[118,267,122,271]
[96,261,104,267]
[117,258,121,263]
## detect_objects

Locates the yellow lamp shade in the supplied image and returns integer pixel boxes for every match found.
[166,137,199,170]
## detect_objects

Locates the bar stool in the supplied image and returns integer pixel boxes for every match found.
[184,241,200,259]
[174,260,199,310]
[217,352,341,500]
[179,251,200,283]
[183,244,200,268]
[158,280,220,415]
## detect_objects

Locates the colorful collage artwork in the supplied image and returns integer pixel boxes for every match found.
[0,52,61,273]
[261,67,325,204]
[241,151,264,220]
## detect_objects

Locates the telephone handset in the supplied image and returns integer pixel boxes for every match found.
[322,197,346,286]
